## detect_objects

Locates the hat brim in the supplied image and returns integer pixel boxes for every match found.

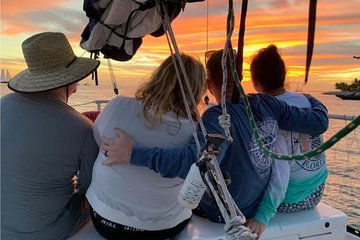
[8,57,100,93]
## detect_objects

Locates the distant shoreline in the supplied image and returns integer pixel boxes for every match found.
[322,91,341,95]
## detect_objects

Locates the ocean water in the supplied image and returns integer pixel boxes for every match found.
[1,80,359,230]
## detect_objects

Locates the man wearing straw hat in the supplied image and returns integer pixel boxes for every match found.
[1,32,100,239]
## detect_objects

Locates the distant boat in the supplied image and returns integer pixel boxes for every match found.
[335,92,360,100]
[0,69,11,83]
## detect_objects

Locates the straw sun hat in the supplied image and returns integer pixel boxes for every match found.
[8,32,100,93]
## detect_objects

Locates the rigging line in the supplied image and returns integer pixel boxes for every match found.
[215,0,244,221]
[156,0,203,153]
[219,0,238,143]
[79,50,88,57]
[164,32,202,153]
[205,173,233,223]
[157,0,207,139]
[90,51,99,85]
[208,152,239,219]
[304,0,317,83]
[232,0,248,104]
[107,58,119,95]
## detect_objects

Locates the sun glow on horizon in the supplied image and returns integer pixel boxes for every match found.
[1,0,359,90]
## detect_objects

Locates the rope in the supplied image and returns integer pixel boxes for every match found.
[218,113,232,142]
[225,216,257,240]
[90,51,99,85]
[164,33,202,152]
[156,0,207,154]
[107,59,119,95]
[212,1,256,238]
[205,154,240,220]
[219,0,237,143]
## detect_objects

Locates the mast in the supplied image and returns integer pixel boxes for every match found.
[6,70,11,80]
[1,69,5,81]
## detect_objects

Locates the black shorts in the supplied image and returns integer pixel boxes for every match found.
[90,208,190,240]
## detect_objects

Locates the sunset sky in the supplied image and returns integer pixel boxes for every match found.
[1,0,359,91]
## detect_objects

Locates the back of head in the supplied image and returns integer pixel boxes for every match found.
[135,53,206,127]
[205,49,235,99]
[206,50,224,89]
[250,44,286,92]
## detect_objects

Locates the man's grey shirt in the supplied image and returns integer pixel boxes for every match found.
[1,92,98,239]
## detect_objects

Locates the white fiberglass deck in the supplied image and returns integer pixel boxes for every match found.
[69,202,347,240]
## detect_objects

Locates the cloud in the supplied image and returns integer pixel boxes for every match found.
[1,0,85,37]
[1,0,359,86]
[1,0,71,15]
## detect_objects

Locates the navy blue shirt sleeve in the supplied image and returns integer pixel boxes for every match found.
[270,95,328,136]
[130,107,230,179]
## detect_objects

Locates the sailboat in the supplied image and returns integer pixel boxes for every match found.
[71,0,360,239]
[0,68,11,83]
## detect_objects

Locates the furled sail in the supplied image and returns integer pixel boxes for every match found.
[80,0,203,62]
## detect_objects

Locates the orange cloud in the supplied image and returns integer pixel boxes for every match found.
[1,0,359,89]
[1,0,72,15]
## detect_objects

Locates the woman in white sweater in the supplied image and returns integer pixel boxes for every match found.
[86,53,206,240]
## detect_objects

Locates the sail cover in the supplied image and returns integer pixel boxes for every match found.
[81,0,203,61]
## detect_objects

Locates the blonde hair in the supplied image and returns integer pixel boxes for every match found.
[135,53,206,127]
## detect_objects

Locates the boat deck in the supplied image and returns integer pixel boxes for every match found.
[69,202,348,240]
[346,232,360,240]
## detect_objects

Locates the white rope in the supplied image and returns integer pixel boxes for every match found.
[219,0,236,144]
[218,113,232,142]
[205,154,243,221]
[220,48,233,143]
[156,0,203,154]
[225,216,257,240]
[165,36,202,153]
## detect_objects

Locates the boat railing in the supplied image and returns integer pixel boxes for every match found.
[328,114,357,121]
[322,114,359,233]
[94,100,109,112]
[90,100,359,232]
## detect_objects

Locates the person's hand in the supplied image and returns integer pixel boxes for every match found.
[100,128,135,166]
[244,218,265,240]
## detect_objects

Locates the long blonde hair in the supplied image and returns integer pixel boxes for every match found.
[135,53,206,127]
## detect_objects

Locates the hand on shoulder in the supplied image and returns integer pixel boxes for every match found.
[101,128,135,166]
